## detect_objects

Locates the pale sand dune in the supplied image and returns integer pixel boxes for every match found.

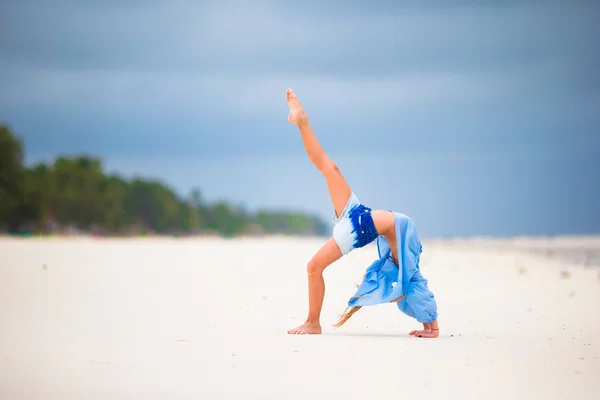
[0,236,598,399]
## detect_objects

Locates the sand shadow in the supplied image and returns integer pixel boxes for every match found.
[324,331,454,340]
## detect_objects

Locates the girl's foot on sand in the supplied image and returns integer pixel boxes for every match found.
[287,322,322,335]
[286,88,308,125]
[409,322,439,338]
[409,329,439,338]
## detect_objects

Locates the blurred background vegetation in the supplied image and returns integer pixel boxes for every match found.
[0,123,328,237]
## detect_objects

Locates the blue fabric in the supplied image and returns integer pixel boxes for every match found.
[349,204,379,249]
[347,212,438,324]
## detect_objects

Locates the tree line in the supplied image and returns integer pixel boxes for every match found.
[0,123,328,237]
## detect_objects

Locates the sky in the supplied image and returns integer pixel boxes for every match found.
[1,0,599,237]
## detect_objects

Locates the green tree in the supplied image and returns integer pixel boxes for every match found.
[0,124,26,231]
[0,123,328,237]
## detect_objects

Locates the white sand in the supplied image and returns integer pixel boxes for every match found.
[1,236,598,399]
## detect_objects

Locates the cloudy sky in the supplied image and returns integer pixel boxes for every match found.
[1,0,599,237]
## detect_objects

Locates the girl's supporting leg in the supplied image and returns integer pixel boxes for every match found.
[287,237,342,334]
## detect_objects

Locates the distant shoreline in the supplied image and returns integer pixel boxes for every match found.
[3,233,599,268]
[2,232,598,240]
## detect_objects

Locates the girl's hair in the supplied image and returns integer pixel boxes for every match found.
[332,277,365,328]
[332,305,362,328]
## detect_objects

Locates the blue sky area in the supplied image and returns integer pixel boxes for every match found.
[1,0,599,237]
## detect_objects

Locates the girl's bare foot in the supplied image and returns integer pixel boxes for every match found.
[286,88,308,125]
[409,321,439,338]
[409,322,431,336]
[415,329,439,338]
[287,322,322,335]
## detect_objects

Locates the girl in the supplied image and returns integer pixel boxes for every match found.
[285,89,439,338]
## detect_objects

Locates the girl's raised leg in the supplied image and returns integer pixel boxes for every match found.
[286,89,352,217]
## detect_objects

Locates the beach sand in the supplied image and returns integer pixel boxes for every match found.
[1,236,598,399]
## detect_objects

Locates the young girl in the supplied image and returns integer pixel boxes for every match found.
[285,88,439,338]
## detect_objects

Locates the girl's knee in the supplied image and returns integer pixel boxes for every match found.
[321,157,337,172]
[306,259,324,275]
[320,158,342,179]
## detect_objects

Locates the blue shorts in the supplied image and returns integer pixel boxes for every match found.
[332,193,379,255]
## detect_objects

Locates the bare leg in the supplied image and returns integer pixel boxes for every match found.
[287,237,343,334]
[285,89,395,334]
[285,88,351,334]
[286,88,352,216]
[286,88,396,238]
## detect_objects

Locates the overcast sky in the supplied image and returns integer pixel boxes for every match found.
[1,0,599,237]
